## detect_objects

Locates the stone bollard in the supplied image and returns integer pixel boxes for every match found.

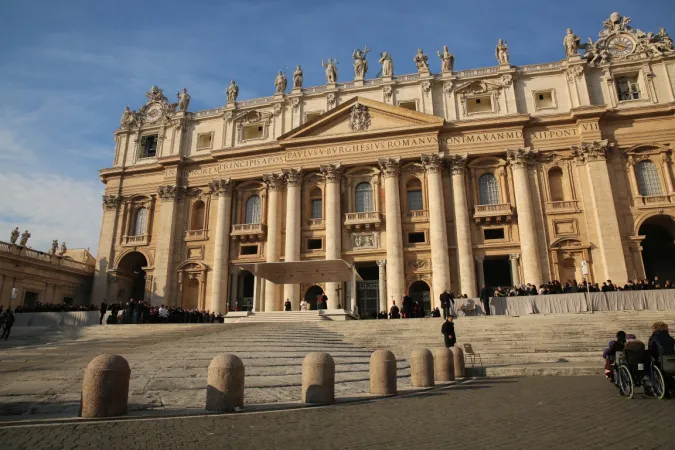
[433,347,455,382]
[302,352,335,404]
[410,348,434,387]
[81,354,130,418]
[206,354,245,412]
[370,350,397,395]
[450,346,465,378]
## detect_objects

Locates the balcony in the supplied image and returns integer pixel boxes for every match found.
[473,203,513,224]
[123,234,149,247]
[185,229,208,242]
[231,223,267,241]
[306,218,325,229]
[636,195,673,209]
[545,200,581,214]
[405,210,429,222]
[0,241,95,274]
[344,211,382,231]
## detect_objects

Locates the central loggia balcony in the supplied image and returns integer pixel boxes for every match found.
[404,209,429,223]
[473,203,513,224]
[231,223,267,241]
[122,234,149,247]
[344,211,382,231]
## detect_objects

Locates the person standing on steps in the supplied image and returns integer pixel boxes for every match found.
[480,284,491,315]
[389,300,400,319]
[284,299,292,311]
[99,300,107,325]
[441,315,456,348]
[300,299,308,311]
[440,290,453,319]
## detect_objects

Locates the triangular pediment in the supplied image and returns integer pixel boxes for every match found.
[279,97,444,143]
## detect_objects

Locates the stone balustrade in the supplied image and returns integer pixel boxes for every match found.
[637,194,673,208]
[230,223,267,240]
[405,210,429,222]
[0,240,94,274]
[546,200,580,213]
[122,234,149,246]
[184,229,208,241]
[473,203,513,224]
[343,211,382,230]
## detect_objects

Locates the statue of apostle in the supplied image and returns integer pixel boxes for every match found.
[274,71,287,94]
[495,39,510,65]
[414,49,430,74]
[352,46,370,79]
[10,227,19,244]
[322,58,338,84]
[176,88,191,111]
[226,80,239,103]
[59,241,67,256]
[563,29,581,58]
[378,51,394,77]
[293,65,303,88]
[437,45,455,73]
[120,105,136,128]
[51,240,59,255]
[19,230,31,246]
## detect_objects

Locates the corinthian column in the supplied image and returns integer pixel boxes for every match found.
[378,157,405,304]
[507,148,543,287]
[152,185,186,306]
[320,163,343,309]
[448,155,477,297]
[263,173,284,312]
[208,178,232,314]
[571,140,628,281]
[421,153,451,300]
[283,168,302,309]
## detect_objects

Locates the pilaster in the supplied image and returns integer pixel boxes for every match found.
[208,178,233,314]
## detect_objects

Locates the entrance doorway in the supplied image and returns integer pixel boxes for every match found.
[639,215,675,283]
[181,277,199,309]
[483,256,511,289]
[409,280,431,316]
[356,263,379,319]
[237,270,254,311]
[304,285,324,310]
[116,252,148,302]
[23,291,39,307]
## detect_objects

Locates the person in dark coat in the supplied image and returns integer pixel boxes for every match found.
[1,311,15,340]
[319,294,328,310]
[440,290,449,319]
[441,315,456,348]
[99,301,108,325]
[284,299,292,311]
[402,294,413,318]
[389,301,400,319]
[648,321,675,365]
[480,284,491,315]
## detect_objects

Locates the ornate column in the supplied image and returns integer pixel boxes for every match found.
[377,260,387,314]
[263,173,284,312]
[507,148,544,287]
[229,268,239,310]
[283,168,303,309]
[378,157,405,304]
[448,155,477,297]
[92,194,123,303]
[475,256,485,289]
[571,140,628,282]
[421,153,451,300]
[509,254,521,286]
[208,179,233,314]
[661,153,674,194]
[320,164,343,309]
[151,185,185,306]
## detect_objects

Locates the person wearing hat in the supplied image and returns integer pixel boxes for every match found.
[441,315,456,348]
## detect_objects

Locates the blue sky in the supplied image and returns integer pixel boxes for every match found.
[1,0,674,255]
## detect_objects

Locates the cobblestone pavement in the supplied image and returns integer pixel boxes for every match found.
[1,376,674,450]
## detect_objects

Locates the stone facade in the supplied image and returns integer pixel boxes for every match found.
[93,12,675,315]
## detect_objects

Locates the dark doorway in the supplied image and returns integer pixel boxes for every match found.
[484,256,512,289]
[305,285,324,310]
[639,215,675,283]
[117,252,148,302]
[356,263,379,319]
[23,291,39,307]
[409,280,431,316]
[239,270,254,311]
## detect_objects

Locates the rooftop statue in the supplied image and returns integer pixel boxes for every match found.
[176,88,190,112]
[51,240,59,255]
[414,49,430,74]
[226,80,239,104]
[378,51,394,77]
[59,241,67,257]
[274,71,287,94]
[10,227,19,244]
[352,46,371,79]
[19,230,30,247]
[437,46,455,73]
[322,58,338,84]
[293,65,303,88]
[563,29,581,57]
[495,39,509,65]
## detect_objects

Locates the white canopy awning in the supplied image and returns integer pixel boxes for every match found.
[235,260,362,284]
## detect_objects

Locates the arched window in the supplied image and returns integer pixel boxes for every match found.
[548,167,565,202]
[406,179,423,211]
[190,200,205,230]
[355,182,374,213]
[310,188,323,219]
[245,195,262,224]
[132,207,148,236]
[635,160,663,196]
[478,173,500,205]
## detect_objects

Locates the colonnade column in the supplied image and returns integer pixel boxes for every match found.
[283,169,303,310]
[320,163,343,309]
[378,157,405,306]
[377,260,387,314]
[448,155,477,297]
[263,173,284,312]
[572,140,628,282]
[209,179,233,314]
[507,149,544,287]
[421,153,452,300]
[152,185,184,306]
[509,254,521,286]
[475,256,485,290]
[229,268,239,311]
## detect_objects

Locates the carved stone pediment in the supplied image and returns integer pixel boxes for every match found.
[454,79,506,96]
[233,110,274,126]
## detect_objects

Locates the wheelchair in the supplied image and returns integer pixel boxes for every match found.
[613,341,675,399]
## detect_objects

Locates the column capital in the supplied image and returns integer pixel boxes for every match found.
[571,140,612,162]
[283,168,303,187]
[506,147,537,169]
[509,253,521,261]
[208,178,233,197]
[474,255,485,263]
[102,194,123,210]
[376,259,387,267]
[378,157,401,178]
[157,185,187,201]
[446,154,468,175]
[263,172,285,191]
[420,153,444,174]
[320,163,343,182]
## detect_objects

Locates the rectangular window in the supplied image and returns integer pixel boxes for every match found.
[484,228,505,240]
[305,112,323,122]
[243,124,264,141]
[534,90,555,109]
[407,190,423,211]
[197,133,213,150]
[408,232,426,244]
[398,101,417,111]
[307,239,323,250]
[240,245,258,256]
[616,75,640,101]
[311,199,323,219]
[140,134,158,158]
[467,96,493,114]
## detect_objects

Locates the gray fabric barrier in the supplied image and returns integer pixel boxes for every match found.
[13,311,110,327]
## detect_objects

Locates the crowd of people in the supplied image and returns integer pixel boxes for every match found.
[12,303,98,313]
[484,276,672,298]
[101,299,224,324]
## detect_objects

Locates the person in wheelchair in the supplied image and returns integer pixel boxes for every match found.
[604,331,627,379]
[648,322,675,370]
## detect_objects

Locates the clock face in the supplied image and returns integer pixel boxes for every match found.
[606,34,635,57]
[145,103,162,123]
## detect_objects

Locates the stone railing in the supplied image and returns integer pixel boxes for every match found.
[0,240,94,274]
[123,234,149,247]
[453,66,500,78]
[405,210,429,221]
[231,223,267,240]
[306,218,325,228]
[637,195,672,208]
[237,96,275,108]
[185,229,208,241]
[473,203,513,224]
[546,200,580,214]
[344,212,382,231]
[519,61,564,73]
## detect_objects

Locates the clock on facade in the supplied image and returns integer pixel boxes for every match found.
[145,103,163,123]
[606,34,636,57]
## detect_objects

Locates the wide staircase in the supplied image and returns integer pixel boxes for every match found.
[235,311,330,323]
[320,310,675,376]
